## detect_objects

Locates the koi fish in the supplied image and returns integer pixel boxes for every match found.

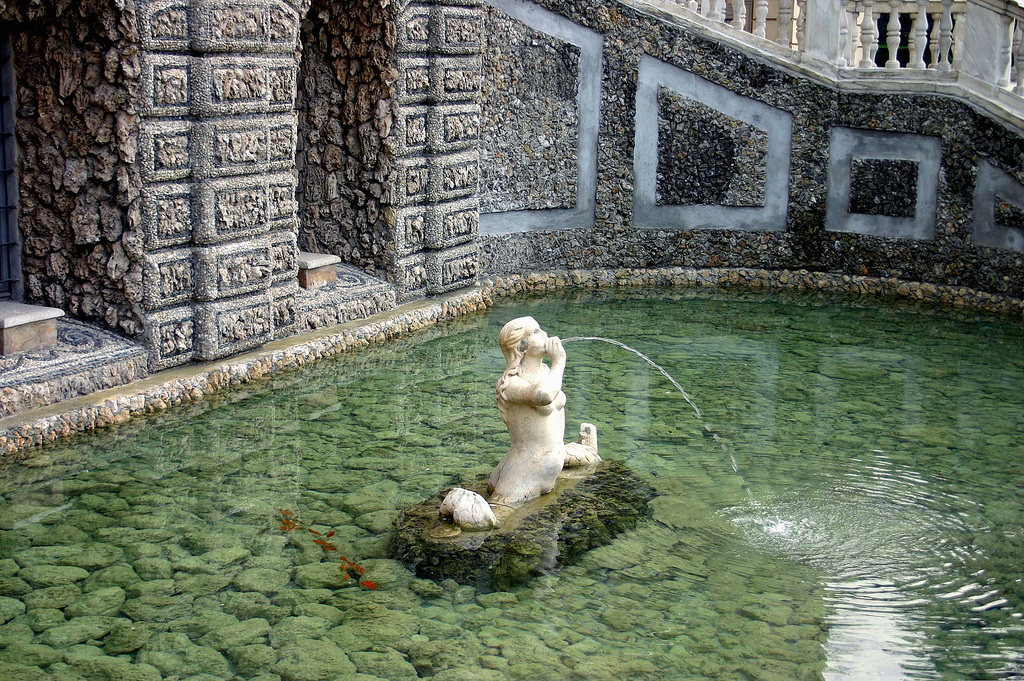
[360,580,378,590]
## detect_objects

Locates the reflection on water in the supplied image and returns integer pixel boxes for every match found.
[0,288,1021,680]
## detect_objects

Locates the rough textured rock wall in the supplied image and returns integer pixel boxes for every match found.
[10,0,144,336]
[295,0,398,279]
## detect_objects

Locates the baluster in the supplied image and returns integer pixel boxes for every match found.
[860,0,877,67]
[848,0,861,67]
[937,0,953,71]
[731,0,747,30]
[998,15,1014,88]
[885,0,903,68]
[796,0,807,52]
[701,0,711,18]
[753,0,768,38]
[1015,25,1024,95]
[951,4,964,69]
[777,0,794,47]
[929,11,941,67]
[839,5,850,67]
[687,0,698,12]
[911,0,928,69]
[710,0,725,22]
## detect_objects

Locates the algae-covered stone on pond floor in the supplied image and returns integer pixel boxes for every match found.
[64,586,125,618]
[68,654,163,681]
[0,641,63,667]
[233,567,290,594]
[350,649,418,680]
[18,565,89,588]
[0,595,24,622]
[269,615,332,648]
[198,617,271,650]
[227,643,278,676]
[136,631,232,677]
[273,638,357,680]
[104,620,154,654]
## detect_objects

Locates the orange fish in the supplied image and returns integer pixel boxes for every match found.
[360,580,378,590]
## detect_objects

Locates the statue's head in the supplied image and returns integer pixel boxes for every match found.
[498,316,539,369]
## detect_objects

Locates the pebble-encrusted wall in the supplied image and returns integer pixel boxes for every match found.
[477,0,1024,303]
[480,3,580,212]
[10,0,145,337]
[295,0,398,278]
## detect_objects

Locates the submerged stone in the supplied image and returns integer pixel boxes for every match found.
[392,461,655,590]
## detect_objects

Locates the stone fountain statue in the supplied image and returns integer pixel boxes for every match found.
[439,316,601,530]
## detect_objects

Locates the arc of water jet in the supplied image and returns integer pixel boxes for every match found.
[561,336,702,420]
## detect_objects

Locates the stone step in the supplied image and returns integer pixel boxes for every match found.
[297,251,342,289]
[0,302,64,356]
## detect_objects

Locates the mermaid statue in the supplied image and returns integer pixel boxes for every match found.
[440,316,600,530]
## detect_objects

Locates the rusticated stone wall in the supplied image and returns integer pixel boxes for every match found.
[392,0,483,298]
[295,0,398,279]
[137,0,303,369]
[9,0,145,337]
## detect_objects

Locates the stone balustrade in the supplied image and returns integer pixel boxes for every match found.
[654,0,1024,125]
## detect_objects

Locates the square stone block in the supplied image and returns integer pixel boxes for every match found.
[424,197,478,249]
[428,103,480,153]
[397,157,431,207]
[193,175,270,245]
[143,183,193,250]
[194,294,273,360]
[142,54,191,118]
[395,253,427,301]
[269,230,298,283]
[190,0,299,54]
[143,246,195,311]
[429,149,479,202]
[395,105,429,156]
[270,280,297,339]
[142,0,190,53]
[194,238,272,301]
[140,120,192,182]
[192,114,295,179]
[142,305,194,371]
[433,5,482,55]
[397,4,431,54]
[0,303,64,356]
[425,242,478,295]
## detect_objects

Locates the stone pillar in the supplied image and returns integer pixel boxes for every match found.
[137,0,301,369]
[958,0,1014,85]
[394,1,482,299]
[801,0,842,63]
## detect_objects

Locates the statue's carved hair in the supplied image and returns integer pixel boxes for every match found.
[496,316,535,402]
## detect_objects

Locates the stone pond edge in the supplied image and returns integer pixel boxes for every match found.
[2,266,1022,459]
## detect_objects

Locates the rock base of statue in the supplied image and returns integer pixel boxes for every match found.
[391,460,656,591]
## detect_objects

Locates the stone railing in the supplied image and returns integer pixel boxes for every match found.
[645,0,1024,126]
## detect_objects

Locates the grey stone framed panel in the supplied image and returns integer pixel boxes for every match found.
[433,56,482,103]
[396,56,432,104]
[194,294,273,359]
[973,159,1024,252]
[140,120,192,183]
[141,54,190,117]
[431,104,480,153]
[397,157,431,207]
[143,305,195,371]
[141,0,190,53]
[425,197,479,249]
[633,55,793,231]
[825,127,941,240]
[142,183,193,250]
[426,242,479,294]
[189,0,299,54]
[194,238,271,301]
[142,247,194,311]
[479,0,602,235]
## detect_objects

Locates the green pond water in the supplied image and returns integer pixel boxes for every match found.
[0,289,1022,681]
